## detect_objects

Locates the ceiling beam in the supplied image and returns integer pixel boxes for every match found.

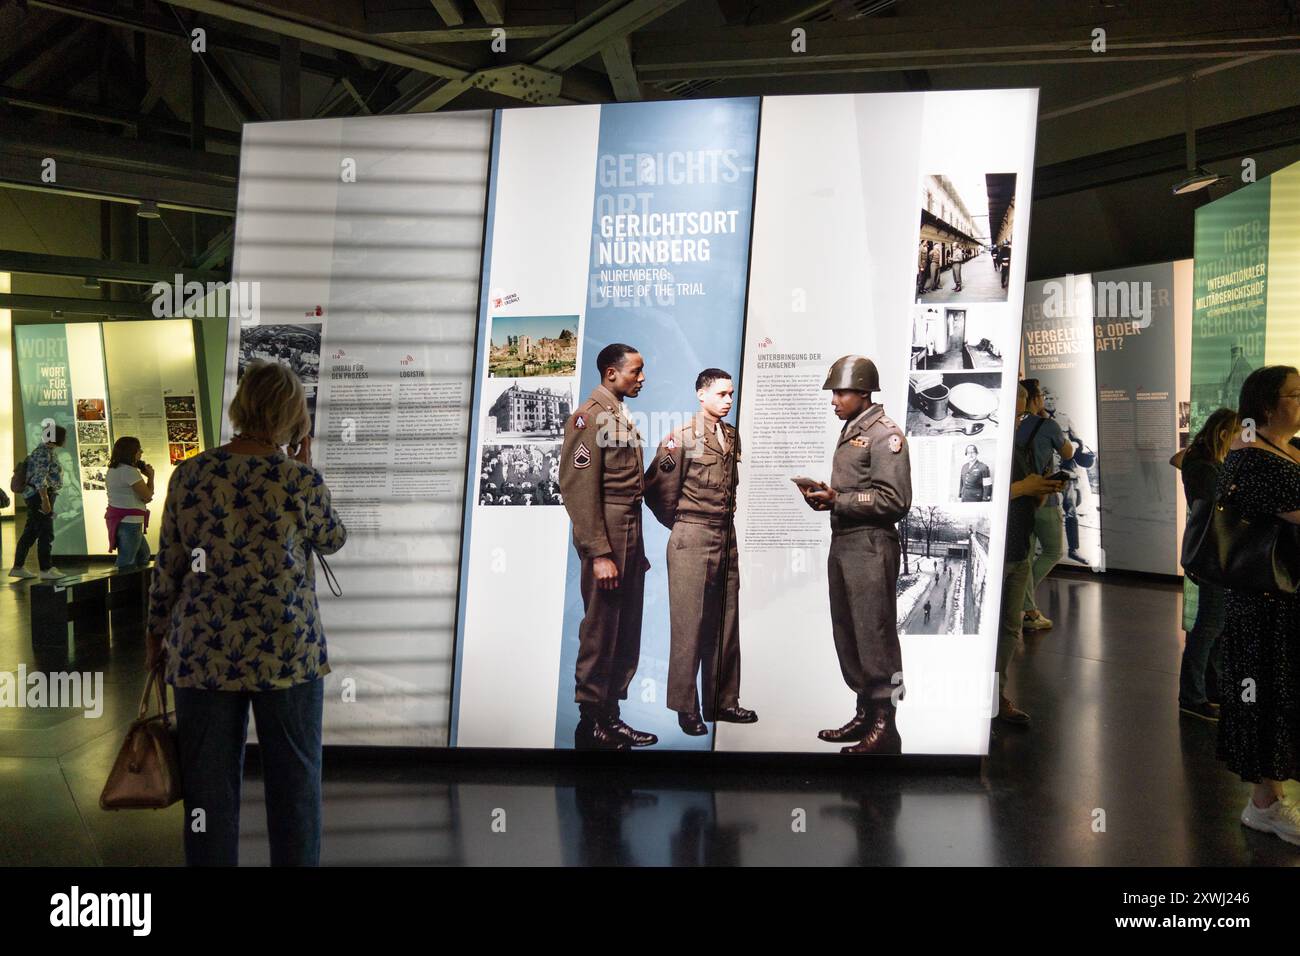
[631,10,1300,81]
[367,8,566,43]
[472,0,505,26]
[0,125,237,214]
[0,249,228,285]
[0,293,158,319]
[533,0,687,73]
[29,0,370,82]
[399,0,685,112]
[601,35,640,101]
[0,85,242,146]
[1034,103,1300,200]
[431,0,465,27]
[158,0,477,80]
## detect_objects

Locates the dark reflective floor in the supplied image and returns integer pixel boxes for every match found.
[2,519,1297,866]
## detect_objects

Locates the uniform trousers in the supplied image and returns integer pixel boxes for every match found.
[665,516,740,715]
[828,526,902,706]
[575,502,645,707]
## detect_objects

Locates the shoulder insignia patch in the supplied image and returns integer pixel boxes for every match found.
[574,414,586,430]
[573,442,591,469]
[660,454,676,473]
[666,436,676,450]
[889,434,903,454]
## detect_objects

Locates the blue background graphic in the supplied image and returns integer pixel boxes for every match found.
[554,97,760,749]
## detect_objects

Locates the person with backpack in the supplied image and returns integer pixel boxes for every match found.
[996,383,1066,724]
[1016,380,1073,631]
[9,425,67,581]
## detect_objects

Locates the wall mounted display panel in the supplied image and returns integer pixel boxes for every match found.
[224,112,493,746]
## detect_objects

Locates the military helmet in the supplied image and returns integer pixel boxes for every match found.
[822,355,880,392]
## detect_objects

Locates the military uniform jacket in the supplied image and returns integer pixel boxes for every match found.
[830,403,912,534]
[643,415,739,529]
[958,460,992,501]
[559,384,645,560]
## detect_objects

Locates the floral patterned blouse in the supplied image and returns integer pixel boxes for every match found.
[147,449,347,692]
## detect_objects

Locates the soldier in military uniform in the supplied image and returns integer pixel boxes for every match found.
[801,355,912,754]
[559,343,658,751]
[643,368,757,737]
[958,444,993,501]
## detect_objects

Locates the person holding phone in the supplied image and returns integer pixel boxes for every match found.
[147,359,346,866]
[997,383,1066,725]
[105,437,155,570]
[1015,379,1073,631]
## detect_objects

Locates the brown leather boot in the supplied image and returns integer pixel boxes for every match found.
[841,707,902,754]
[818,707,871,742]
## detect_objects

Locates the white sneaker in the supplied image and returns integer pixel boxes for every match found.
[1023,613,1053,631]
[1241,797,1300,846]
[38,567,65,580]
[8,567,36,580]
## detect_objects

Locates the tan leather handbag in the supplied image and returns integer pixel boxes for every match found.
[100,664,182,810]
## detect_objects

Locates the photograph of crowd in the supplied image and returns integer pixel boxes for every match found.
[167,419,199,443]
[75,398,105,421]
[76,421,108,445]
[488,316,578,378]
[911,306,1005,371]
[165,395,197,417]
[79,445,109,469]
[915,172,1017,305]
[237,323,322,435]
[477,443,563,506]
[897,506,990,636]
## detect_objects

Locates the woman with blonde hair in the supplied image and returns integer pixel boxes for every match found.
[147,360,346,866]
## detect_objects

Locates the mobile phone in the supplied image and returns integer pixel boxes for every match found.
[1047,470,1073,483]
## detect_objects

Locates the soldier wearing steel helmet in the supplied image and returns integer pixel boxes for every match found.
[800,355,912,754]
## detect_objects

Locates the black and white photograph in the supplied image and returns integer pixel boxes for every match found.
[76,420,108,445]
[1178,399,1192,448]
[477,443,563,506]
[897,506,990,636]
[915,172,1016,304]
[906,370,1002,438]
[950,438,997,502]
[81,467,106,491]
[238,323,322,435]
[481,378,574,443]
[911,306,1005,371]
[79,444,109,469]
[166,418,199,443]
[164,395,197,417]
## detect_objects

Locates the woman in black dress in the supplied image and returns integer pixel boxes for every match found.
[1216,365,1300,847]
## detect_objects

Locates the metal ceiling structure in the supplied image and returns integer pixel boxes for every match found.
[0,0,1298,310]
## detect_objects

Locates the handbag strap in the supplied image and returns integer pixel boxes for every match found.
[136,663,172,723]
[316,551,342,597]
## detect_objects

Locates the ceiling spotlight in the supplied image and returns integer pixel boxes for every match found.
[82,276,100,290]
[1172,168,1225,195]
[136,200,161,219]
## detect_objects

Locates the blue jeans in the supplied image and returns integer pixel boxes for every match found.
[1180,581,1224,706]
[114,522,151,569]
[14,493,55,570]
[173,679,324,866]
